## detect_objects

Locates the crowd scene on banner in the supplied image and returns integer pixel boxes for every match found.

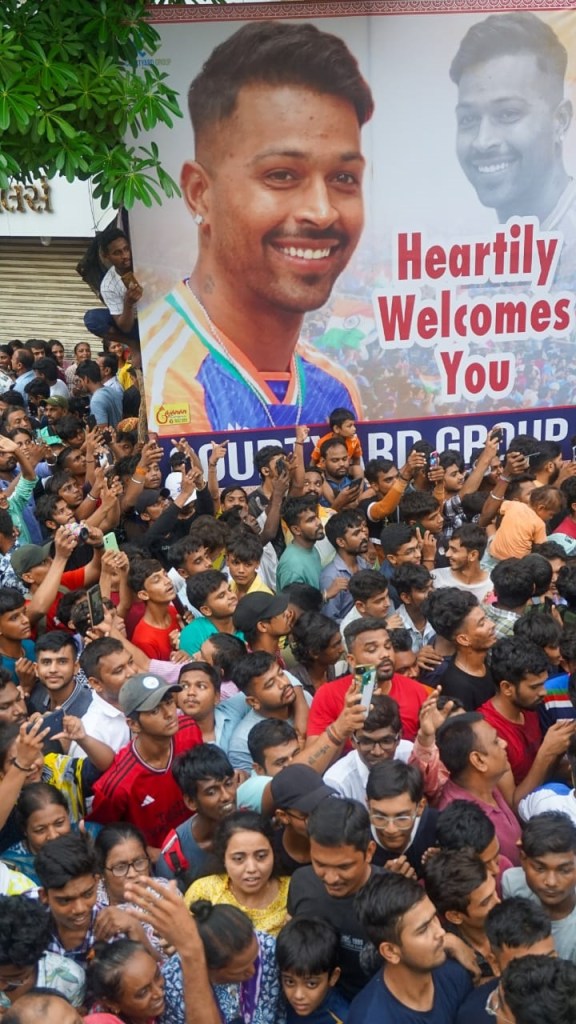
[0,225,576,1024]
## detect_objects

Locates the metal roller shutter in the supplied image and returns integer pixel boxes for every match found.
[0,237,99,354]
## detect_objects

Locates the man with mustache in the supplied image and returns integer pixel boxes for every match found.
[141,20,373,433]
[307,616,429,744]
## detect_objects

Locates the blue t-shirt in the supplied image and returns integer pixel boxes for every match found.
[286,987,349,1024]
[455,977,496,1024]
[1,638,36,684]
[348,960,471,1024]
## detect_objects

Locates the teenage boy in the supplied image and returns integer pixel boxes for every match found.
[307,616,429,743]
[156,744,238,887]
[484,559,535,639]
[499,955,576,1024]
[75,637,137,753]
[392,564,435,652]
[502,810,576,961]
[277,916,349,1024]
[31,632,92,720]
[179,570,239,655]
[287,798,379,1000]
[167,535,212,614]
[359,450,426,535]
[36,832,148,967]
[436,800,514,891]
[425,851,500,977]
[423,589,496,710]
[0,588,36,685]
[227,652,308,771]
[436,713,522,865]
[232,591,294,660]
[340,569,399,638]
[276,496,325,590]
[89,673,202,853]
[320,510,370,622]
[129,559,180,661]
[432,524,493,602]
[323,695,413,804]
[351,872,471,1022]
[174,660,248,753]
[36,832,103,966]
[379,523,428,608]
[236,719,302,811]
[226,531,272,597]
[480,637,574,799]
[367,761,438,877]
[455,897,556,1024]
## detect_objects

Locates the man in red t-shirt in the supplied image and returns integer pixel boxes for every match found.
[128,558,180,660]
[307,616,429,744]
[89,671,202,854]
[480,637,575,804]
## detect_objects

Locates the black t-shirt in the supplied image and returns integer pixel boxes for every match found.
[440,659,496,711]
[287,865,382,1000]
[371,806,438,878]
[271,826,310,877]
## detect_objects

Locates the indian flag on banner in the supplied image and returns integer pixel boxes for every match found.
[415,368,441,393]
[313,295,377,356]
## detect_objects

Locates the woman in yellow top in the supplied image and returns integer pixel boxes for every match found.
[184,810,289,937]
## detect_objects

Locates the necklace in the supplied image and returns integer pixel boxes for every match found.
[184,281,305,427]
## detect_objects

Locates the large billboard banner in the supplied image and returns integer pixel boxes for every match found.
[132,0,576,482]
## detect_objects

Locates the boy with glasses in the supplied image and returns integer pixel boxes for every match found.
[366,761,437,877]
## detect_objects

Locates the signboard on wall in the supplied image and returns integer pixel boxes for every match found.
[132,0,576,482]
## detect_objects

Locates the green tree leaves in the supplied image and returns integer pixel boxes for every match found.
[0,0,223,208]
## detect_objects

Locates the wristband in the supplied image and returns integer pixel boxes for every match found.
[294,441,304,446]
[398,474,411,483]
[326,725,344,747]
[130,476,144,485]
[322,590,328,602]
[134,466,147,478]
[490,492,504,501]
[86,492,98,502]
[500,476,512,483]
[11,758,35,773]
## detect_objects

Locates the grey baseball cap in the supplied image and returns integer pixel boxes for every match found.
[119,673,182,717]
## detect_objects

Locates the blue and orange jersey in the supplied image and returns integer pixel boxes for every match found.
[140,282,363,434]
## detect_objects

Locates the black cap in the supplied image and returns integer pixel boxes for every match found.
[233,592,289,634]
[270,765,337,814]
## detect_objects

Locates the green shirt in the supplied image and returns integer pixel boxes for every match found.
[276,542,322,590]
[179,617,244,656]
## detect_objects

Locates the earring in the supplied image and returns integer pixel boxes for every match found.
[193,213,205,226]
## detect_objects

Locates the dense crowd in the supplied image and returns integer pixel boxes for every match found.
[0,332,575,1024]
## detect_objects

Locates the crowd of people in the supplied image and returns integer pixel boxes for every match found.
[1,315,576,1024]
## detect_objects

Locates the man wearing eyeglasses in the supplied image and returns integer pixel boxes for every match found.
[323,694,413,805]
[366,760,438,878]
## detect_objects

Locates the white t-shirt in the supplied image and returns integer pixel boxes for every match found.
[432,566,493,602]
[68,691,129,757]
[101,264,131,316]
[323,744,413,806]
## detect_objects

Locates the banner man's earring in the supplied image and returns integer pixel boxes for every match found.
[194,213,205,226]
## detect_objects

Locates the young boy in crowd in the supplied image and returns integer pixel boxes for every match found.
[156,745,238,888]
[425,850,500,978]
[128,558,180,660]
[366,760,437,877]
[311,407,363,479]
[179,570,239,655]
[502,810,576,961]
[226,530,272,596]
[277,917,349,1023]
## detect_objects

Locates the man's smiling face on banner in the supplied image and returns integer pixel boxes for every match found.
[183,83,366,314]
[455,52,570,219]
